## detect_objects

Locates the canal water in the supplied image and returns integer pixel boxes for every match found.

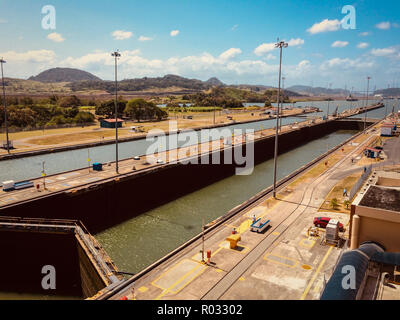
[95,129,359,274]
[0,116,304,183]
[0,99,392,184]
[0,99,395,299]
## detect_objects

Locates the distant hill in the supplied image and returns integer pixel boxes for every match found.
[374,88,400,97]
[204,77,225,86]
[287,85,349,96]
[68,74,224,93]
[29,68,102,83]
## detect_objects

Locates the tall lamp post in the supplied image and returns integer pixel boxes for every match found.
[112,51,121,174]
[0,58,10,154]
[273,40,288,199]
[326,83,332,120]
[364,76,371,132]
[280,76,285,131]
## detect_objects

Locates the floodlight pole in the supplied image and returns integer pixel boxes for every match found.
[364,76,371,132]
[1,58,10,153]
[273,40,288,199]
[326,83,332,120]
[112,51,121,174]
[280,76,285,131]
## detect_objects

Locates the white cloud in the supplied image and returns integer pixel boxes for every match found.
[307,19,341,34]
[47,32,65,43]
[0,50,57,63]
[0,18,7,23]
[359,32,370,36]
[331,41,349,48]
[298,60,310,68]
[254,43,276,56]
[62,50,140,69]
[138,36,153,41]
[357,42,369,49]
[219,48,242,60]
[265,53,276,60]
[375,22,391,30]
[287,38,305,47]
[231,24,239,31]
[112,30,133,40]
[60,49,279,81]
[370,47,397,57]
[170,30,180,37]
[320,57,374,70]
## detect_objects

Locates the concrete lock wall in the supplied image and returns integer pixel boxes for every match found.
[0,230,83,297]
[76,240,107,298]
[0,230,107,298]
[0,120,369,234]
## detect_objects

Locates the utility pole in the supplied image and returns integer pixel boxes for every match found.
[112,51,121,173]
[326,83,332,120]
[41,161,46,190]
[273,40,288,199]
[280,76,285,131]
[0,58,10,153]
[87,149,91,173]
[201,218,205,263]
[364,76,371,132]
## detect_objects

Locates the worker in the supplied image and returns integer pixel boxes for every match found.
[252,215,256,223]
[343,188,348,197]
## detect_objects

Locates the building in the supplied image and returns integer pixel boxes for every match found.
[381,123,396,137]
[350,171,400,252]
[321,170,400,300]
[100,118,124,129]
[363,147,381,159]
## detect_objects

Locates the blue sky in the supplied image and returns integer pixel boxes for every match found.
[0,0,400,91]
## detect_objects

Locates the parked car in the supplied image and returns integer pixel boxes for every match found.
[313,217,344,232]
[133,156,140,160]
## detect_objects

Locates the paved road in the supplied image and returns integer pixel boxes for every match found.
[201,131,378,300]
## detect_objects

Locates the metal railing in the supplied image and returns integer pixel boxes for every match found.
[349,164,372,200]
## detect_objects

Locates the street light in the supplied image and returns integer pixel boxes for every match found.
[326,83,332,120]
[112,51,121,173]
[273,40,288,199]
[0,58,10,154]
[364,76,371,132]
[280,76,285,131]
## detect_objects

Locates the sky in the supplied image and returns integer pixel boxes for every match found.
[0,0,400,91]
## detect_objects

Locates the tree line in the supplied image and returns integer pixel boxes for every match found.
[0,95,96,128]
[95,98,168,122]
